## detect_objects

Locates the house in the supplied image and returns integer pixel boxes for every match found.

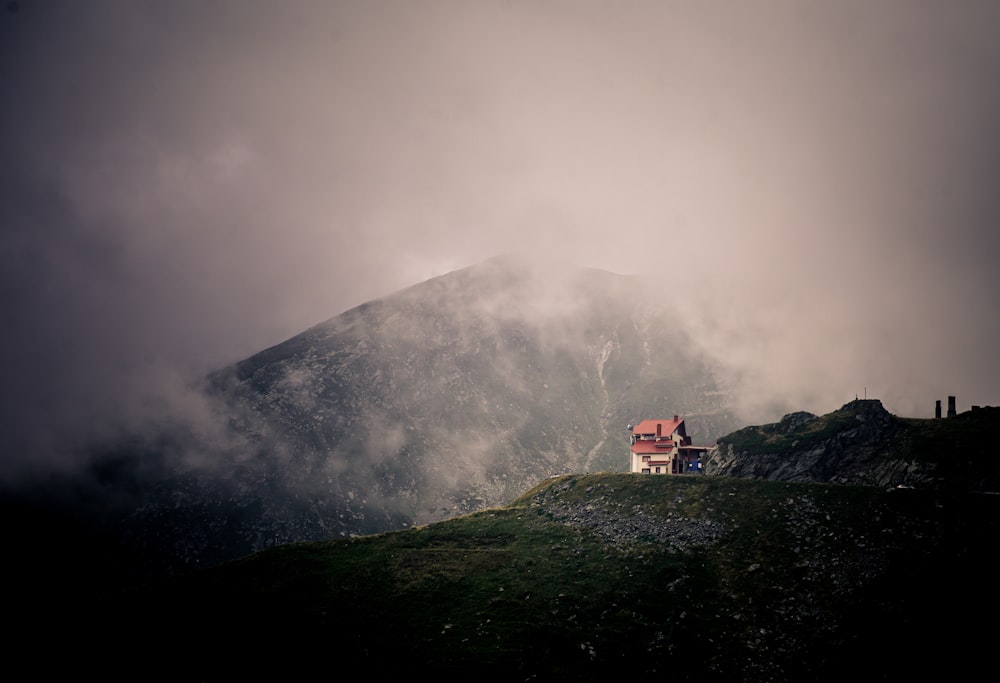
[629,416,710,474]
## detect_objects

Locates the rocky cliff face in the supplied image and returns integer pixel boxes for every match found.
[705,399,1000,492]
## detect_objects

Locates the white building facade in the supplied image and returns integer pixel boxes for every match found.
[629,416,708,474]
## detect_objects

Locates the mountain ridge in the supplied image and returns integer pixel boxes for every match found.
[9,254,739,578]
[14,255,990,589]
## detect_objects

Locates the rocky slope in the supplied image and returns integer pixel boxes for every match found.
[705,398,1000,492]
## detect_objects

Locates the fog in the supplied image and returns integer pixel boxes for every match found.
[2,1,999,479]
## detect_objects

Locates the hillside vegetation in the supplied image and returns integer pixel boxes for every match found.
[84,473,999,682]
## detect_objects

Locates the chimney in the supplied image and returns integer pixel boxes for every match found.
[656,423,662,437]
[948,396,956,418]
[673,415,679,422]
[935,400,942,419]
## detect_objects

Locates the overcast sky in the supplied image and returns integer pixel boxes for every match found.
[2,0,999,477]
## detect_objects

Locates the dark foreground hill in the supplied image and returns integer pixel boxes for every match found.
[49,473,1000,682]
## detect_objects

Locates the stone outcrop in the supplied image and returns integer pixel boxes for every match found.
[704,399,999,491]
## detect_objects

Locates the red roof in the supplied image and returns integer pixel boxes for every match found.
[631,440,675,455]
[632,418,684,438]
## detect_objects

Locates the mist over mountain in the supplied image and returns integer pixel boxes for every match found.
[209,253,736,505]
[6,255,740,576]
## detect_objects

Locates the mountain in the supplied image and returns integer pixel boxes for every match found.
[205,253,735,512]
[705,398,1000,492]
[70,473,1000,682]
[6,254,739,578]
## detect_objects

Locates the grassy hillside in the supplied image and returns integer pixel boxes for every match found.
[76,473,1000,682]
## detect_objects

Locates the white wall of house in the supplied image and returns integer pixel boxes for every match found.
[630,425,683,474]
